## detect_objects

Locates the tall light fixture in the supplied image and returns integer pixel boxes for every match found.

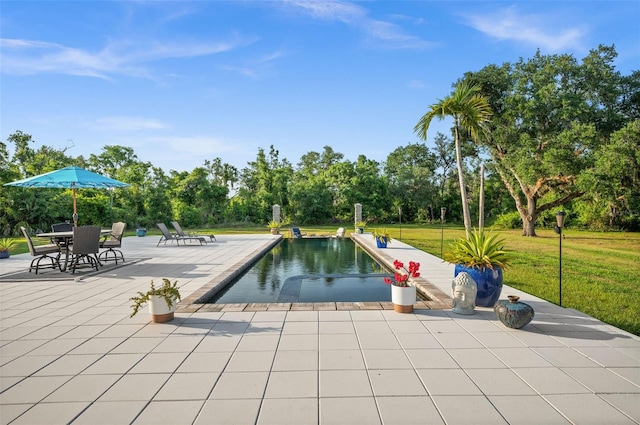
[398,206,402,241]
[554,211,566,306]
[440,207,446,258]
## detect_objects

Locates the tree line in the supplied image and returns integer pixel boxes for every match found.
[1,45,638,236]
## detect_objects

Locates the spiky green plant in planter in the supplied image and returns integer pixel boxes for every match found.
[267,220,280,234]
[443,229,510,270]
[129,278,181,322]
[0,238,17,259]
[372,228,390,244]
[444,229,511,307]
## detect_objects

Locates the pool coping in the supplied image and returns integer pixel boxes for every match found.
[176,233,451,313]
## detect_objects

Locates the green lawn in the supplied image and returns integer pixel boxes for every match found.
[6,223,639,335]
[388,224,640,337]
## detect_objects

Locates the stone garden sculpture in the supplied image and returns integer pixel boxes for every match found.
[452,272,477,315]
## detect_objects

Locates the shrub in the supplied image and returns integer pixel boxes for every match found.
[493,211,522,229]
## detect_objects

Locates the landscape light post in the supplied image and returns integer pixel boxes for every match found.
[440,207,446,258]
[398,207,402,241]
[554,211,566,306]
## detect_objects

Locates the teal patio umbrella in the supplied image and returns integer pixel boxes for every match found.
[4,166,130,226]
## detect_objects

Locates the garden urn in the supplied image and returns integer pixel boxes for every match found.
[494,295,534,329]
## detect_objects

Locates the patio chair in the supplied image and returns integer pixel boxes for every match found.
[171,221,215,242]
[336,227,346,238]
[68,226,102,274]
[291,227,303,238]
[20,226,61,274]
[99,222,127,264]
[157,223,206,246]
[51,222,73,249]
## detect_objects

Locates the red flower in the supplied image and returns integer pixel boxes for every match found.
[384,259,421,287]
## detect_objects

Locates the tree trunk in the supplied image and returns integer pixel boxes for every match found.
[521,197,538,236]
[479,164,485,231]
[454,122,472,239]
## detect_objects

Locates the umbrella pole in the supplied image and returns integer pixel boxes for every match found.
[72,187,78,227]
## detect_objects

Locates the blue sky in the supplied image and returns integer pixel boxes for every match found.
[2,1,639,173]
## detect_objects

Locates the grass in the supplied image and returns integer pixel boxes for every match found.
[5,223,639,335]
[393,224,640,336]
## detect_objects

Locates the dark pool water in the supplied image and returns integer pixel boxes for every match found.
[211,238,396,303]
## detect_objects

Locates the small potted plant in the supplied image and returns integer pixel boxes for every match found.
[355,221,366,234]
[129,278,181,323]
[384,259,421,313]
[443,228,511,307]
[267,220,280,235]
[372,228,390,248]
[0,238,17,259]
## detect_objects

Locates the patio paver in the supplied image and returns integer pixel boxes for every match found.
[1,233,639,424]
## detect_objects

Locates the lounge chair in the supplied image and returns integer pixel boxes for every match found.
[20,226,61,274]
[68,226,102,274]
[99,222,126,264]
[157,223,206,246]
[171,221,215,242]
[291,227,303,238]
[336,227,346,238]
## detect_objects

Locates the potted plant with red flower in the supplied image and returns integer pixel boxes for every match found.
[384,259,420,313]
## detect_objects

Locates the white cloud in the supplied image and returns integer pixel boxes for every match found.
[220,49,288,78]
[464,6,587,52]
[407,80,426,89]
[145,135,256,171]
[0,35,251,79]
[284,0,365,23]
[219,64,257,78]
[84,116,170,132]
[362,20,436,49]
[281,0,435,49]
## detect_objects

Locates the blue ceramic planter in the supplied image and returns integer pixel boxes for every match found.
[375,237,388,248]
[454,264,503,307]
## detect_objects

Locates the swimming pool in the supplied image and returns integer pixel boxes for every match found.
[209,237,406,304]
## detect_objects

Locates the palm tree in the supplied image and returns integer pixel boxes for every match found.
[414,81,492,239]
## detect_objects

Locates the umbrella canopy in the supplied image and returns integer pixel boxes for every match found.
[4,166,130,226]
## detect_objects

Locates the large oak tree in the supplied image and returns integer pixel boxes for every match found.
[467,45,636,235]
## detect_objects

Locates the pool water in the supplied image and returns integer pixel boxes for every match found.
[211,238,399,303]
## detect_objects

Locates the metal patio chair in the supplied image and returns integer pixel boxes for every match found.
[68,226,102,274]
[99,221,127,264]
[20,226,60,274]
[51,222,74,249]
[20,226,61,274]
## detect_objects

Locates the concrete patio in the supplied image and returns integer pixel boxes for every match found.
[1,233,639,424]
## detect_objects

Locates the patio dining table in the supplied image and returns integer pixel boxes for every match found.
[37,229,112,272]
